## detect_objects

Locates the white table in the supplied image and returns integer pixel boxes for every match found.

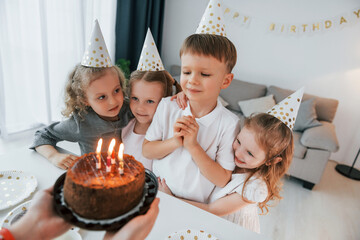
[0,148,266,240]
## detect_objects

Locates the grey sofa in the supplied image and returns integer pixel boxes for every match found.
[171,66,339,190]
[219,79,339,190]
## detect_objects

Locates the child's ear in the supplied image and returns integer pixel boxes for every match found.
[266,157,282,166]
[273,157,282,164]
[221,73,234,89]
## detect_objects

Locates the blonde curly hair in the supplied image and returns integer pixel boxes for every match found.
[62,64,126,119]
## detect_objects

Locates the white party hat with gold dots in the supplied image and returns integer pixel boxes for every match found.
[267,87,304,130]
[81,19,112,68]
[137,29,164,71]
[196,0,226,36]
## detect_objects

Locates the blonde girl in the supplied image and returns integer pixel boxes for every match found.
[121,70,181,170]
[159,113,294,233]
[31,64,133,169]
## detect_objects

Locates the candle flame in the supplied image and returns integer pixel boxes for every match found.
[118,143,124,160]
[108,138,116,156]
[96,138,103,154]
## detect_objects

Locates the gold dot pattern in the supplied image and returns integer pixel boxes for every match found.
[167,229,219,240]
[195,0,226,36]
[266,88,304,130]
[0,171,37,210]
[81,20,112,68]
[2,200,31,230]
[137,29,165,71]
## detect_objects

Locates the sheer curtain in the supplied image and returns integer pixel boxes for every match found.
[0,0,117,138]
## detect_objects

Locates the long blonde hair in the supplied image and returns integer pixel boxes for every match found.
[240,113,294,214]
[128,70,182,97]
[62,64,126,119]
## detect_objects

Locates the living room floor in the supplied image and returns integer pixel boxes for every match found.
[1,129,359,240]
[260,161,360,240]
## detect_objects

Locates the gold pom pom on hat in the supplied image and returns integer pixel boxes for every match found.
[81,19,112,68]
[195,0,226,37]
[267,87,305,131]
[137,28,165,71]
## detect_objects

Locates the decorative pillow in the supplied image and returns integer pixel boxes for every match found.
[293,98,322,131]
[237,95,276,117]
[218,96,229,107]
[220,79,267,112]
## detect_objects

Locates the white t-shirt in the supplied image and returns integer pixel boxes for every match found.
[145,97,240,203]
[209,173,268,233]
[121,119,153,171]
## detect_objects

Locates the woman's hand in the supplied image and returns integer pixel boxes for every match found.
[9,186,72,240]
[104,198,160,240]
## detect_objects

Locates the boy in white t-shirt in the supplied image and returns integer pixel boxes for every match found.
[143,33,240,203]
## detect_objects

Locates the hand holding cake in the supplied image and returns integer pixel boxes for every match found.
[1,186,160,240]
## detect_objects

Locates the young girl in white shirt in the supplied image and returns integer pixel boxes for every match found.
[159,112,295,233]
[121,70,181,170]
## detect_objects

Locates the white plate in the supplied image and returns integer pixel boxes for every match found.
[53,228,82,240]
[1,200,31,228]
[1,200,81,240]
[0,170,37,210]
[166,229,219,240]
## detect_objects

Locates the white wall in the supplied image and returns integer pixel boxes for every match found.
[161,0,360,167]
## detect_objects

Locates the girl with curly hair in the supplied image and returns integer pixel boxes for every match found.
[31,64,132,169]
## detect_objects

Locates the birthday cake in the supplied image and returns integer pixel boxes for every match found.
[63,153,145,220]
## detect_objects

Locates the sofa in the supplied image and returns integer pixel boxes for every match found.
[171,66,339,190]
[219,79,339,190]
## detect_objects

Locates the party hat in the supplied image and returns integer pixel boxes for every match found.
[267,87,305,130]
[137,29,165,71]
[81,19,112,68]
[195,0,226,36]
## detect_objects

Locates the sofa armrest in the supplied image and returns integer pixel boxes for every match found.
[300,121,339,152]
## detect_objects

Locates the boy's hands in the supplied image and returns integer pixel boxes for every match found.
[174,116,199,150]
[49,153,77,169]
[171,91,188,110]
[173,118,185,147]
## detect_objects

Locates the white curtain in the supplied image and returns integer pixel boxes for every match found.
[0,0,117,137]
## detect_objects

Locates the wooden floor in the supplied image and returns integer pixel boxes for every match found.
[260,161,360,240]
[1,130,360,240]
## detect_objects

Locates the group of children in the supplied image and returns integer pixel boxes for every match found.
[31,0,303,233]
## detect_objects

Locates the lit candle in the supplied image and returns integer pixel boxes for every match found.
[118,143,124,175]
[107,138,116,172]
[96,138,103,169]
[110,139,116,164]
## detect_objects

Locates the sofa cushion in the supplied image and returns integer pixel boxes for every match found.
[293,131,307,159]
[293,98,322,132]
[237,94,275,117]
[220,79,267,112]
[300,121,339,152]
[268,86,339,122]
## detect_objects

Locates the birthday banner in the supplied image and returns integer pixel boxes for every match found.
[222,4,360,35]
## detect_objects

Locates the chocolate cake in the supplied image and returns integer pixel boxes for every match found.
[63,153,145,220]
